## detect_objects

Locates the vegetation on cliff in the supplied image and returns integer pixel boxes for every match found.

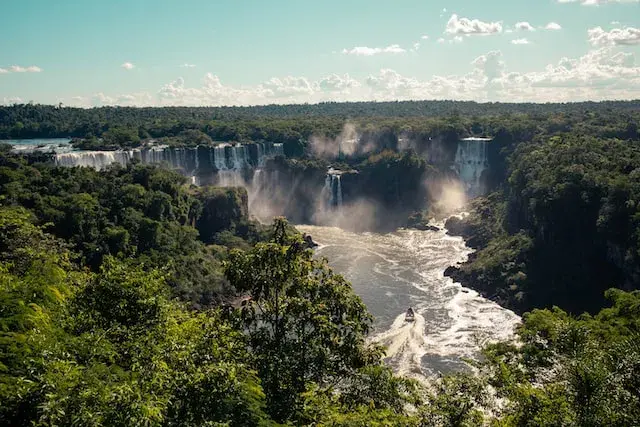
[0,152,266,307]
[446,134,640,315]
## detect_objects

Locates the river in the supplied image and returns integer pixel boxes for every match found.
[297,224,520,380]
[4,138,73,153]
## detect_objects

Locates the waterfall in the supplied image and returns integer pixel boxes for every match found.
[335,175,343,208]
[229,147,238,169]
[323,174,334,207]
[217,170,245,187]
[453,137,490,197]
[257,143,265,167]
[52,142,286,197]
[214,145,228,170]
[54,151,132,170]
[321,169,344,210]
[231,144,246,170]
[272,143,284,157]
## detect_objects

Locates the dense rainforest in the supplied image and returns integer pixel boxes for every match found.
[1,102,638,154]
[2,101,640,425]
[445,131,640,316]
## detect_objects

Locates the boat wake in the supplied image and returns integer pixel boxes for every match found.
[374,312,428,378]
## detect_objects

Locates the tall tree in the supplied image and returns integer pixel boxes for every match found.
[225,218,381,422]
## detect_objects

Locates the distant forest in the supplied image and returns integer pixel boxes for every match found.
[1,100,639,143]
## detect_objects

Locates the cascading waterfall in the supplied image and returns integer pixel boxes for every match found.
[52,142,280,173]
[256,143,265,167]
[323,174,334,207]
[55,151,134,170]
[321,169,344,211]
[272,143,284,157]
[214,145,228,170]
[453,137,490,197]
[232,144,246,169]
[335,175,343,208]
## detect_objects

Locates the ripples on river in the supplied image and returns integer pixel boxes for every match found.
[296,224,520,380]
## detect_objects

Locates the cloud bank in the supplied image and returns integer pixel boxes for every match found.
[49,46,639,108]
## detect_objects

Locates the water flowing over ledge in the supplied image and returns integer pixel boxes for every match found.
[51,142,284,173]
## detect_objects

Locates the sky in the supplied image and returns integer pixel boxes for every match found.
[0,0,639,106]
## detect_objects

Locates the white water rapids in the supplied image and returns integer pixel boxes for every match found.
[297,224,520,380]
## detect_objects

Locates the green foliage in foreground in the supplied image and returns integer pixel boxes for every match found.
[0,207,268,426]
[482,289,640,426]
[1,205,640,425]
[0,211,421,425]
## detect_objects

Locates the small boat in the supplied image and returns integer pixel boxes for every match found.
[405,307,415,322]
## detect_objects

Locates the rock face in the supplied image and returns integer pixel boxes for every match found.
[413,224,440,232]
[194,187,249,244]
[444,214,488,249]
[302,233,318,249]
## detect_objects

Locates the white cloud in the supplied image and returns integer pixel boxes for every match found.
[611,21,621,25]
[366,69,423,96]
[121,62,135,70]
[558,0,639,4]
[451,36,464,44]
[515,22,535,31]
[437,38,445,43]
[342,44,406,56]
[588,26,640,46]
[445,14,502,36]
[180,63,196,68]
[511,38,531,45]
[2,97,23,105]
[421,35,429,40]
[472,51,505,80]
[8,65,42,73]
[318,73,361,93]
[527,48,640,92]
[0,68,7,74]
[412,42,421,51]
[56,47,640,107]
[545,22,562,30]
[91,92,115,106]
[262,76,316,96]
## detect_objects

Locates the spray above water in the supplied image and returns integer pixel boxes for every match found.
[424,178,468,219]
[309,123,366,159]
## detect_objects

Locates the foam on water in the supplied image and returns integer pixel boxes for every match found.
[297,223,520,381]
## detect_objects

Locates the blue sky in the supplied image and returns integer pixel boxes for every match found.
[1,0,639,106]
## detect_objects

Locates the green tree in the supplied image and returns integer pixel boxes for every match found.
[225,218,381,422]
